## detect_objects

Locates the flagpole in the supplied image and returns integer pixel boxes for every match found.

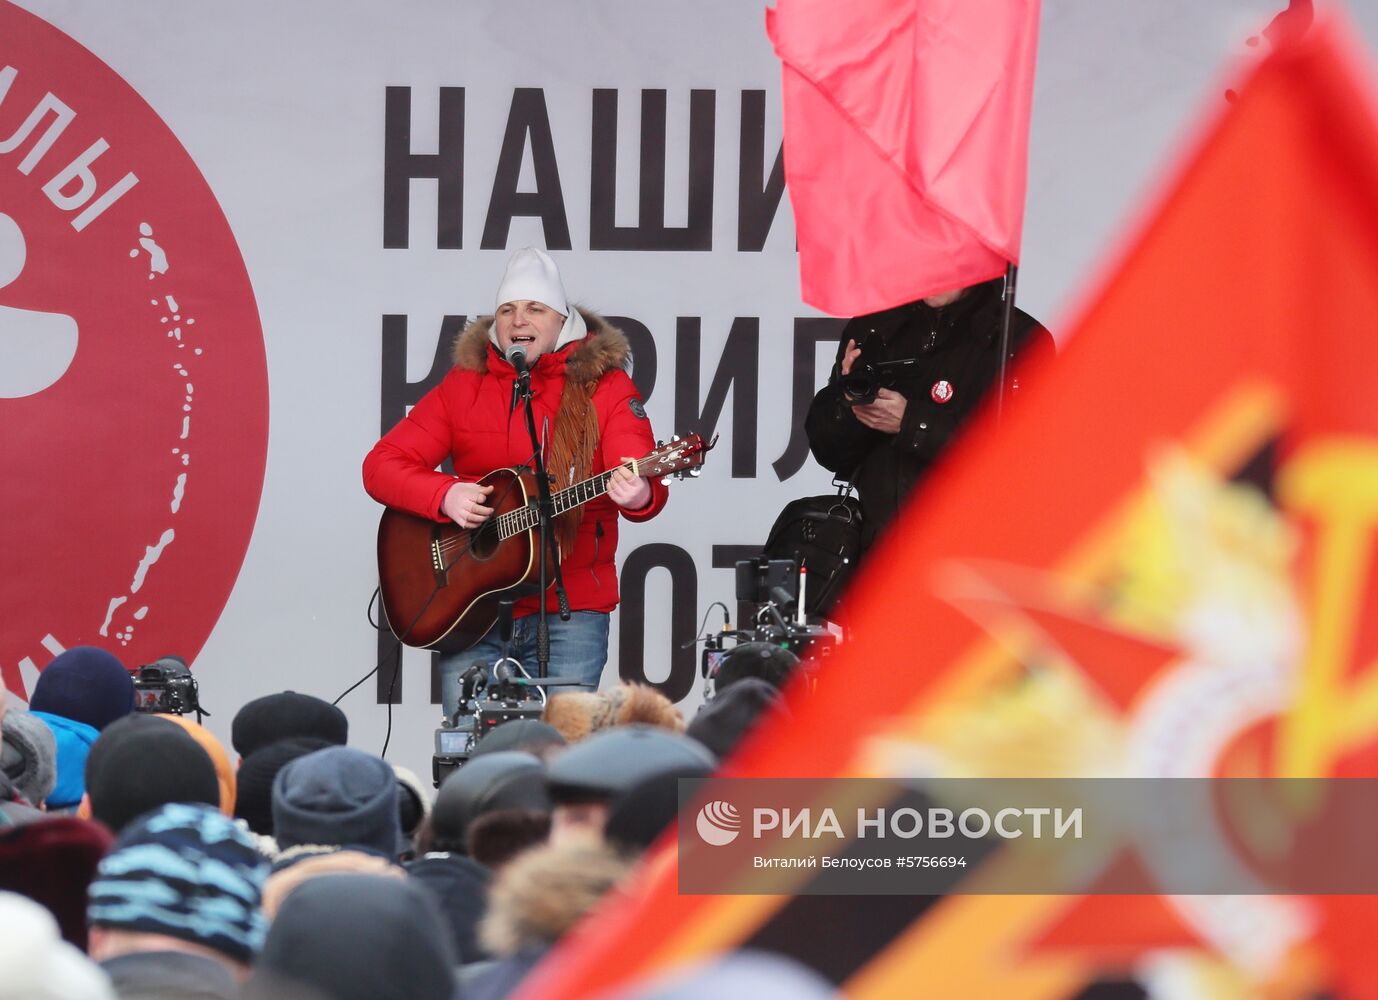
[996,262,1017,424]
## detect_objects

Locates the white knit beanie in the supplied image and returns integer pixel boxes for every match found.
[490,247,588,351]
[0,892,114,1000]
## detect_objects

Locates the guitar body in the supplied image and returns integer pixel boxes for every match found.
[376,434,711,653]
[377,467,549,652]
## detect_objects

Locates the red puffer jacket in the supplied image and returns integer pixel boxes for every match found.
[363,311,668,615]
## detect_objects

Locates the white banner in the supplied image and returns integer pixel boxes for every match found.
[3,0,1371,778]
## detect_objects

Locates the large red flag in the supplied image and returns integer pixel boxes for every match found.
[520,15,1378,1000]
[767,0,1041,316]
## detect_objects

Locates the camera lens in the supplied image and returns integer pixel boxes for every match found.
[841,371,878,404]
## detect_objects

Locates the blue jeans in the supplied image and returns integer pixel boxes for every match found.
[438,610,610,721]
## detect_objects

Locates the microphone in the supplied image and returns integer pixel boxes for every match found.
[505,344,530,375]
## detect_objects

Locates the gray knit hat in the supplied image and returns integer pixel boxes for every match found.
[0,708,57,806]
[271,746,400,860]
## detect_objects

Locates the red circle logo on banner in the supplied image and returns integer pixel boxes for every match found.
[0,5,268,696]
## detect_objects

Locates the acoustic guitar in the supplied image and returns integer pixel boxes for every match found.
[376,434,711,652]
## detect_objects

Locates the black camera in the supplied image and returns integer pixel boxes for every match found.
[132,655,206,718]
[840,358,920,405]
[696,558,840,698]
[432,658,550,787]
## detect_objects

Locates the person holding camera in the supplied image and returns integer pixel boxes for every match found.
[804,275,1053,554]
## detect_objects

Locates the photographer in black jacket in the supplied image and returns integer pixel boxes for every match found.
[805,275,1053,554]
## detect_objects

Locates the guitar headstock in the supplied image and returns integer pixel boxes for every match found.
[640,433,716,482]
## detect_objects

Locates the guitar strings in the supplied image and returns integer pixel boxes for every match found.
[435,461,634,558]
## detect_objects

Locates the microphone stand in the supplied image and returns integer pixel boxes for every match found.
[510,352,571,682]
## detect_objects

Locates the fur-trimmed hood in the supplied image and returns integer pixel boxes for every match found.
[451,307,630,382]
[478,841,628,956]
[542,682,686,745]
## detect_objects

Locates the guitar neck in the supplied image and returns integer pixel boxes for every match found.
[496,461,638,539]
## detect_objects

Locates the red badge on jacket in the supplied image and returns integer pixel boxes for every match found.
[931,380,954,404]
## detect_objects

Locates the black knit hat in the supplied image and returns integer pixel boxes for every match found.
[29,646,135,732]
[231,691,348,759]
[84,714,220,833]
[233,737,333,836]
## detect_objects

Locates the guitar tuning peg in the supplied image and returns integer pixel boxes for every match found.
[671,434,680,442]
[656,439,664,448]
[660,476,672,486]
[689,468,701,477]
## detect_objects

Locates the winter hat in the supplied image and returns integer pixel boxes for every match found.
[0,816,113,950]
[253,874,456,1000]
[1,707,57,806]
[490,247,588,351]
[29,647,134,732]
[158,713,236,816]
[84,714,219,834]
[468,718,567,759]
[603,763,713,855]
[231,691,348,759]
[713,641,800,693]
[272,746,400,860]
[30,712,99,810]
[0,891,115,1000]
[545,725,716,804]
[686,677,787,759]
[88,802,269,965]
[234,736,332,836]
[430,751,550,853]
[543,682,685,744]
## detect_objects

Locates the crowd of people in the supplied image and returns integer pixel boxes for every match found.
[0,643,839,1000]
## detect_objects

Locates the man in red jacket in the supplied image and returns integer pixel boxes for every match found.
[363,248,667,720]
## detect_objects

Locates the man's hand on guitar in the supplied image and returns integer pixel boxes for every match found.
[607,462,652,511]
[442,482,495,528]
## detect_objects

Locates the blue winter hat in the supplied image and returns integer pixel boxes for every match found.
[271,746,400,860]
[88,802,269,964]
[30,712,99,810]
[30,647,135,732]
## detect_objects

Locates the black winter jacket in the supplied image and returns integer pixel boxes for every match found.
[805,276,1053,552]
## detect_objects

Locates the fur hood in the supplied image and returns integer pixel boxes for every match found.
[478,841,629,956]
[542,682,685,745]
[451,307,630,382]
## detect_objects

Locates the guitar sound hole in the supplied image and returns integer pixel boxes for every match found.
[469,519,501,560]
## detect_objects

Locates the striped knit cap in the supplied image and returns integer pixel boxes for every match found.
[88,802,268,963]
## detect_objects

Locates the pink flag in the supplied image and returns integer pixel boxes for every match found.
[767,0,1041,316]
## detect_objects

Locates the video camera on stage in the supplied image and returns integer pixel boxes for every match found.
[432,656,580,787]
[132,655,207,720]
[696,556,840,699]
